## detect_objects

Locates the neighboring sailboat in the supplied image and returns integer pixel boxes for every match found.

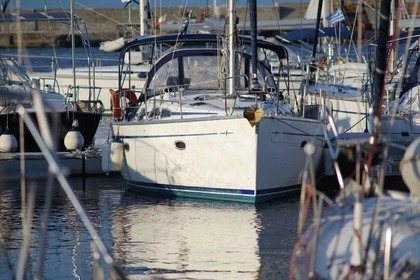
[0,1,102,182]
[104,0,326,203]
[0,14,102,152]
[291,0,420,277]
[297,0,370,133]
[300,0,420,181]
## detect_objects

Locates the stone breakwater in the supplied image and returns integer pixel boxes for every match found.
[0,3,418,48]
[0,4,306,48]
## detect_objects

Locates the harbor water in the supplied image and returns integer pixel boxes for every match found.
[0,176,301,279]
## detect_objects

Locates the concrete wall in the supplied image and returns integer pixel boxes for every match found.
[0,3,418,48]
[0,4,310,48]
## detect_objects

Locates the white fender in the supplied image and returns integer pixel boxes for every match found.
[110,138,124,172]
[0,131,18,152]
[101,141,112,173]
[64,128,85,150]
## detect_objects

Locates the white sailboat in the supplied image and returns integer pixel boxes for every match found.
[300,0,420,180]
[104,0,326,203]
[0,3,102,154]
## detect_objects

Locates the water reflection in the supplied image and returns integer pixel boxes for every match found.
[110,187,300,279]
[111,196,261,279]
[0,177,299,279]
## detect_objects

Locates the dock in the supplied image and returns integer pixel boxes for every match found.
[0,149,105,181]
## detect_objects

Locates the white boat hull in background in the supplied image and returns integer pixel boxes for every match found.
[29,64,149,114]
[99,37,125,53]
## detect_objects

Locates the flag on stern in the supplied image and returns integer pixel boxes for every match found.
[326,8,345,24]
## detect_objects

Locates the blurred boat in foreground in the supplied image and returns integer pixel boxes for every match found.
[291,0,420,277]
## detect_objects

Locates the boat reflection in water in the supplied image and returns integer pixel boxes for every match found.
[0,177,299,279]
[111,189,300,279]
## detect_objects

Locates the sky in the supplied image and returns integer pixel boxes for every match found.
[7,0,309,10]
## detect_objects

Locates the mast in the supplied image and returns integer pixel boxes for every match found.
[356,0,363,62]
[311,0,324,65]
[16,0,22,65]
[70,0,77,100]
[213,0,221,18]
[228,0,235,96]
[249,0,262,91]
[139,0,146,36]
[372,0,391,125]
[322,0,330,28]
[138,0,149,62]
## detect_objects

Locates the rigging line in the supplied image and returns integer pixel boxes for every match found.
[270,0,282,32]
[44,2,60,71]
[17,94,34,278]
[74,2,120,25]
[299,0,304,42]
[346,0,363,63]
[360,0,375,12]
[17,183,37,280]
[152,0,160,35]
[156,0,189,98]
[173,0,190,44]
[36,174,55,279]
[15,0,23,66]
[0,0,11,50]
[54,0,67,11]
[290,176,315,279]
[240,0,248,42]
[342,115,368,133]
[177,0,191,35]
[18,112,26,258]
[239,1,247,57]
[70,0,76,122]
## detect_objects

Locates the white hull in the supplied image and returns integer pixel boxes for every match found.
[111,115,324,202]
[302,82,369,134]
[29,64,149,114]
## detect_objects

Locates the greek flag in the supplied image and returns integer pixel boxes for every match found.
[326,9,345,24]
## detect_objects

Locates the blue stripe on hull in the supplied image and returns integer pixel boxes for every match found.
[125,180,300,203]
